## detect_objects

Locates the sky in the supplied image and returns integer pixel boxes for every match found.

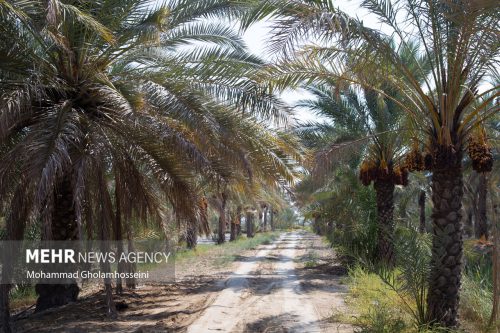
[242,20,315,123]
[241,1,381,123]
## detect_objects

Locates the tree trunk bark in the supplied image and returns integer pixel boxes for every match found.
[263,206,268,232]
[230,218,237,241]
[475,172,488,240]
[489,203,499,329]
[230,206,241,241]
[237,206,242,235]
[419,190,426,233]
[35,175,80,312]
[217,192,227,244]
[327,220,333,235]
[374,180,395,266]
[313,216,321,234]
[125,227,136,289]
[236,208,242,235]
[0,285,11,333]
[0,182,28,333]
[464,210,473,238]
[98,185,117,318]
[113,182,124,294]
[246,211,254,238]
[258,209,263,232]
[426,167,464,328]
[186,217,198,249]
[270,206,274,231]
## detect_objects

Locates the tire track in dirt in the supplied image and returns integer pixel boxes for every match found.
[13,231,352,332]
[187,232,324,333]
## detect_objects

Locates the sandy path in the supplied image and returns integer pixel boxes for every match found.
[187,231,351,333]
[14,231,352,332]
[186,239,278,332]
[275,233,320,332]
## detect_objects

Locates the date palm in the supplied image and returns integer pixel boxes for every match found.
[297,42,429,265]
[209,126,301,244]
[243,0,499,327]
[0,0,298,329]
[296,81,407,266]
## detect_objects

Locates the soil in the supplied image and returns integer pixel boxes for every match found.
[13,231,352,333]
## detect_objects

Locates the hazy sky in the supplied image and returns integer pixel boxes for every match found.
[241,1,383,123]
[243,20,317,123]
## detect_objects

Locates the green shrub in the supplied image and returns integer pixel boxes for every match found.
[460,239,494,332]
[344,266,469,333]
[343,227,494,332]
[329,185,379,266]
[460,268,493,332]
[10,283,37,308]
[344,266,412,332]
[355,304,408,333]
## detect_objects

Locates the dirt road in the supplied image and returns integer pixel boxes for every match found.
[14,231,352,332]
[187,232,352,333]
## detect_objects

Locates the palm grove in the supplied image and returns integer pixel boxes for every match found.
[0,0,498,332]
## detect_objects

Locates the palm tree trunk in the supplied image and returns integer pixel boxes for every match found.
[230,218,237,241]
[246,211,254,238]
[426,167,464,328]
[419,190,426,233]
[125,227,137,289]
[230,206,241,241]
[489,202,499,329]
[237,205,242,235]
[263,206,268,232]
[270,206,274,231]
[217,192,227,244]
[374,180,395,266]
[258,209,263,231]
[186,217,198,249]
[236,206,242,236]
[98,184,117,318]
[35,175,80,312]
[313,216,321,234]
[465,210,473,238]
[475,172,488,240]
[0,285,11,333]
[327,221,333,235]
[113,183,124,294]
[0,183,28,333]
[0,258,13,332]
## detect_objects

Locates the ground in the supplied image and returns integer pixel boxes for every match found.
[13,231,352,333]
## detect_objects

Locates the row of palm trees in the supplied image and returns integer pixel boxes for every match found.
[295,42,428,267]
[248,0,497,329]
[205,189,283,245]
[0,0,498,331]
[0,0,301,331]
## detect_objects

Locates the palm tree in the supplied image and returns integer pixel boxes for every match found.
[215,188,228,244]
[229,204,242,241]
[296,78,411,265]
[294,43,430,266]
[245,206,256,238]
[185,196,210,249]
[221,178,290,240]
[243,0,498,327]
[0,0,299,329]
[470,83,499,240]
